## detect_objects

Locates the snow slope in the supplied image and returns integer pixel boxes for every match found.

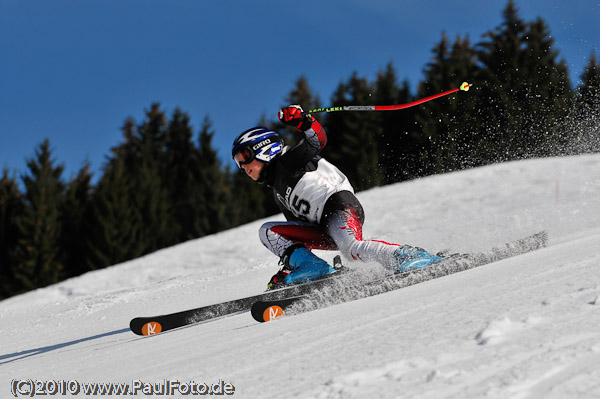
[1,154,600,398]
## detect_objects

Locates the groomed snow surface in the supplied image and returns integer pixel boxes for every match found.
[2,154,600,399]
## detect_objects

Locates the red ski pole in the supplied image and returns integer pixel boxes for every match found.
[307,82,471,114]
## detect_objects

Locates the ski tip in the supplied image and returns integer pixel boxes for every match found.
[460,82,471,91]
[141,321,163,335]
[130,318,163,336]
[263,305,286,322]
[251,301,286,323]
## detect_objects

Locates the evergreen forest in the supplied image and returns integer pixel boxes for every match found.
[1,1,599,298]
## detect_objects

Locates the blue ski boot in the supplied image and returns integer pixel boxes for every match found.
[393,245,443,272]
[268,246,337,289]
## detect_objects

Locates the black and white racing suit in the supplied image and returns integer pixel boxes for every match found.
[258,117,400,268]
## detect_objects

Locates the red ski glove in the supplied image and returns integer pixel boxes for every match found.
[278,105,311,131]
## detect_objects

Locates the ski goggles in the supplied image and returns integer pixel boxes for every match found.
[233,147,254,168]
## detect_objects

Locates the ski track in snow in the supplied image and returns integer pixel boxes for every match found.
[1,154,600,399]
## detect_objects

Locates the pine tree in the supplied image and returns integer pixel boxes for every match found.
[476,0,573,161]
[14,140,66,290]
[520,17,573,156]
[86,157,144,269]
[285,75,321,111]
[373,63,418,183]
[324,73,383,191]
[86,105,171,268]
[476,0,530,161]
[572,53,600,153]
[164,108,202,241]
[60,163,94,277]
[135,162,171,251]
[577,53,600,113]
[281,76,322,147]
[120,105,173,253]
[0,170,24,298]
[416,32,458,175]
[416,33,481,174]
[196,116,230,234]
[445,35,484,168]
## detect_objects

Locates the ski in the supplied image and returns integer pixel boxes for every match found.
[251,295,309,322]
[129,259,348,335]
[131,231,547,332]
[251,231,548,322]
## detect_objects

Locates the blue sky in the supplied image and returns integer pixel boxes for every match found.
[1,0,598,182]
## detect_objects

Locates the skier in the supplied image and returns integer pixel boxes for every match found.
[231,105,442,289]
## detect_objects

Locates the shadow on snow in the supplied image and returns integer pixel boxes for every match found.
[0,328,130,365]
